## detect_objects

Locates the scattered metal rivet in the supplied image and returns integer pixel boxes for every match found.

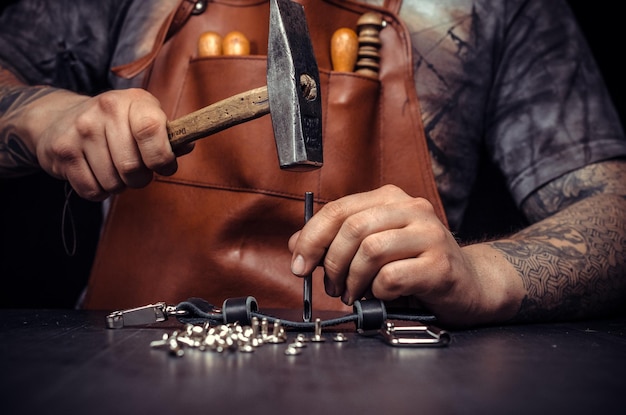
[169,347,185,357]
[168,338,184,357]
[251,316,260,338]
[310,318,326,342]
[273,319,282,336]
[291,340,307,348]
[150,314,359,358]
[284,345,302,356]
[266,335,285,344]
[267,319,287,343]
[261,318,269,339]
[150,333,170,349]
[239,344,255,353]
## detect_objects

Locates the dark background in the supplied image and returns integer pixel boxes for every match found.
[568,2,625,126]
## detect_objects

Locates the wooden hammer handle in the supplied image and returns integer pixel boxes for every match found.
[166,86,269,148]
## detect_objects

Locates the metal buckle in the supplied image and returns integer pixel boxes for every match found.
[380,322,450,347]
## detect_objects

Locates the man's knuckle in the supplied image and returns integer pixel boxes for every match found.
[322,199,348,221]
[95,92,119,114]
[360,235,385,261]
[117,158,144,176]
[133,116,162,142]
[73,112,97,137]
[408,196,434,213]
[50,139,80,163]
[72,183,104,202]
[84,190,105,201]
[323,256,343,278]
[342,218,366,241]
[376,266,402,293]
[151,152,175,168]
[380,183,400,194]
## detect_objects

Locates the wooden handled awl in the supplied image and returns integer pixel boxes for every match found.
[331,28,358,72]
[197,31,251,57]
[197,31,223,57]
[223,31,251,55]
[355,12,384,77]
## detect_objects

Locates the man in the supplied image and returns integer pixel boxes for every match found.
[1,0,625,326]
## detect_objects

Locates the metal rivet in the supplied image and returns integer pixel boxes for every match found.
[267,319,287,344]
[291,340,306,348]
[310,318,326,342]
[284,345,302,356]
[192,0,207,15]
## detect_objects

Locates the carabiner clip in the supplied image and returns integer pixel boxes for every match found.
[106,302,185,329]
[380,322,450,347]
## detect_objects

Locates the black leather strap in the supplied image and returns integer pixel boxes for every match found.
[175,297,437,330]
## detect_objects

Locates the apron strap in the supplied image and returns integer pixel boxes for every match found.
[383,0,402,14]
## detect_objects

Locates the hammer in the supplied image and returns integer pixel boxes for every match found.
[165,0,323,171]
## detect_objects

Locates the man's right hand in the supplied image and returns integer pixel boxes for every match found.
[0,66,193,201]
[11,85,192,201]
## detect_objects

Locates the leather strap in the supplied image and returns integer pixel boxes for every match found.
[111,0,198,79]
[383,0,402,14]
[176,297,437,329]
[167,0,201,39]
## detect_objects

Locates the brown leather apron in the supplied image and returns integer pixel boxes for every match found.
[83,0,447,311]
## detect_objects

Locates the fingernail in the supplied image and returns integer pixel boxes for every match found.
[341,292,352,305]
[324,272,336,297]
[291,255,306,276]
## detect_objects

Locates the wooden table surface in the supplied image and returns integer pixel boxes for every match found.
[1,308,625,415]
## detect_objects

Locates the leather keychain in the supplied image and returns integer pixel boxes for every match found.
[105,296,451,347]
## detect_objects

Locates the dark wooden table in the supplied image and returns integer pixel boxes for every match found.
[1,308,625,415]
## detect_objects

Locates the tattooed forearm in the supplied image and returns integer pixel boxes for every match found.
[522,159,626,222]
[492,193,626,323]
[0,66,58,175]
[0,130,38,174]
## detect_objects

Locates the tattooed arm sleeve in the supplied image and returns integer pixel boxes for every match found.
[490,159,626,322]
[0,65,58,176]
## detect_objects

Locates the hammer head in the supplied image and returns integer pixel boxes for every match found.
[267,0,323,171]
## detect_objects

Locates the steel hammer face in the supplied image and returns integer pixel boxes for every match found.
[267,0,323,171]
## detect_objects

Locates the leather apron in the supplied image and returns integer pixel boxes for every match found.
[83,0,447,311]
